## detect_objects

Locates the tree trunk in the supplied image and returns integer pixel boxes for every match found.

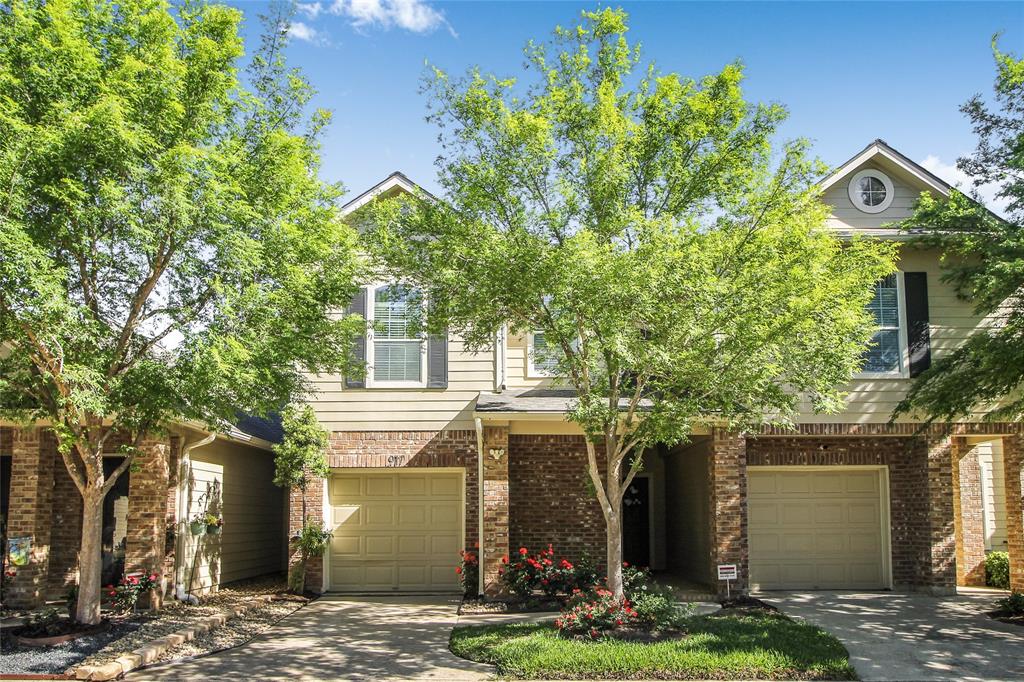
[606,509,624,598]
[76,487,105,624]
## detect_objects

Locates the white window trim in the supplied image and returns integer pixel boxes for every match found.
[365,282,428,389]
[855,271,910,380]
[848,168,895,214]
[526,330,559,379]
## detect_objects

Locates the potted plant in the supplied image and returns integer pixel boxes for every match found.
[189,513,207,536]
[205,513,223,535]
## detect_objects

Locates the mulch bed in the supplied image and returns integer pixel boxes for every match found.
[713,594,781,618]
[988,610,1024,627]
[459,595,565,614]
[12,619,111,646]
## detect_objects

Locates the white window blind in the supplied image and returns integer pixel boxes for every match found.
[373,285,422,383]
[862,274,902,373]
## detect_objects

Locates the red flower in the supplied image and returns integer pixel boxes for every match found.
[455,566,462,574]
[622,561,630,568]
[560,559,573,569]
[149,574,158,581]
[473,541,479,549]
[501,555,509,564]
[518,547,528,556]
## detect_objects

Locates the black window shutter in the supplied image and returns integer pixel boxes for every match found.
[345,288,367,389]
[904,272,931,377]
[426,332,448,388]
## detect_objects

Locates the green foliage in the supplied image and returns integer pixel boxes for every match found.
[0,0,361,623]
[0,0,362,458]
[895,40,1024,422]
[450,615,856,680]
[273,404,330,493]
[296,518,332,558]
[996,592,1024,616]
[368,6,894,596]
[986,551,1010,589]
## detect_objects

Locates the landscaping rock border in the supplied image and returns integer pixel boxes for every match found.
[72,596,271,681]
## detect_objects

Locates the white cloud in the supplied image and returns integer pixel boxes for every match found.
[297,2,324,19]
[328,0,454,36]
[287,21,328,45]
[919,155,1009,218]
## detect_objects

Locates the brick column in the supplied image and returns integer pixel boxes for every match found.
[481,423,509,597]
[952,438,986,586]
[126,437,171,607]
[288,473,326,593]
[1004,433,1024,592]
[5,428,55,609]
[707,429,747,594]
[923,435,957,594]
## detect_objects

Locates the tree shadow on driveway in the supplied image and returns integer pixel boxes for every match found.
[761,591,1022,682]
[128,596,491,681]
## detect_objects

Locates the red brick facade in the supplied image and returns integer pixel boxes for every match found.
[709,430,748,592]
[1,427,181,609]
[1005,434,1024,592]
[508,434,605,564]
[952,438,987,587]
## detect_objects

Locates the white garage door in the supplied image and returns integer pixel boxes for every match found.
[327,470,463,593]
[748,467,889,590]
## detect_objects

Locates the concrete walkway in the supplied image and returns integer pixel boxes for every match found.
[127,596,492,681]
[762,591,1023,682]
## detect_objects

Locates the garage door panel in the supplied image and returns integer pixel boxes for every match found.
[814,503,844,524]
[365,504,395,525]
[779,474,812,494]
[430,475,460,497]
[848,503,879,524]
[813,473,843,494]
[328,470,463,593]
[398,475,428,496]
[781,533,814,553]
[749,468,888,590]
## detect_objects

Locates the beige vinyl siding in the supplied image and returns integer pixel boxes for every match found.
[309,337,494,431]
[180,440,285,596]
[823,159,929,230]
[505,332,562,390]
[977,440,1010,552]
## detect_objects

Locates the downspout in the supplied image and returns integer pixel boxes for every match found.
[474,417,485,596]
[173,430,216,603]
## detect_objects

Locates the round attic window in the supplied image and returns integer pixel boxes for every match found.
[848,169,894,214]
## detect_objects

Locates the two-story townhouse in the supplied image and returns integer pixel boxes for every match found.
[296,139,1023,598]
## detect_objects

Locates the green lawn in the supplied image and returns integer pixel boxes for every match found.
[449,611,857,680]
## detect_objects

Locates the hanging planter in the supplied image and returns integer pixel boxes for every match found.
[189,520,206,536]
[207,522,223,536]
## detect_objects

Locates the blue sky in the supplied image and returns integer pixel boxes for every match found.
[228,1,1023,209]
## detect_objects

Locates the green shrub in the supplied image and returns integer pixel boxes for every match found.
[629,590,690,630]
[996,592,1024,615]
[986,551,1010,589]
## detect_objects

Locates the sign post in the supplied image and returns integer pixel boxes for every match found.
[717,563,738,598]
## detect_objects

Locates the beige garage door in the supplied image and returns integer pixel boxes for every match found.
[748,468,889,590]
[327,470,463,593]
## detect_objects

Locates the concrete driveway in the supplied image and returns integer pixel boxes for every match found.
[127,596,491,681]
[762,591,1023,681]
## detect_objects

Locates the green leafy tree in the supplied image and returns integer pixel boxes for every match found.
[367,8,896,597]
[0,0,361,623]
[895,41,1024,423]
[273,404,330,594]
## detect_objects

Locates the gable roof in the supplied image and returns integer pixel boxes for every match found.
[818,138,953,197]
[340,171,436,217]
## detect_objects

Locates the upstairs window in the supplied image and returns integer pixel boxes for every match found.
[860,273,905,376]
[528,331,562,378]
[848,169,895,213]
[369,284,426,386]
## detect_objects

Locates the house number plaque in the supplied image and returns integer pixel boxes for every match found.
[385,454,408,467]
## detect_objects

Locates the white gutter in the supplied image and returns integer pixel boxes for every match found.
[173,430,216,602]
[474,417,485,596]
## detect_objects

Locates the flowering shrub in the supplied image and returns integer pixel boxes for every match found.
[1,568,15,607]
[498,545,601,599]
[106,573,159,613]
[456,546,479,596]
[555,588,638,639]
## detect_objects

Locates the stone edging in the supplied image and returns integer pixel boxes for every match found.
[73,596,272,681]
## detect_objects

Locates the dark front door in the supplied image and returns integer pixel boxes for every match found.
[101,458,130,586]
[621,476,650,568]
